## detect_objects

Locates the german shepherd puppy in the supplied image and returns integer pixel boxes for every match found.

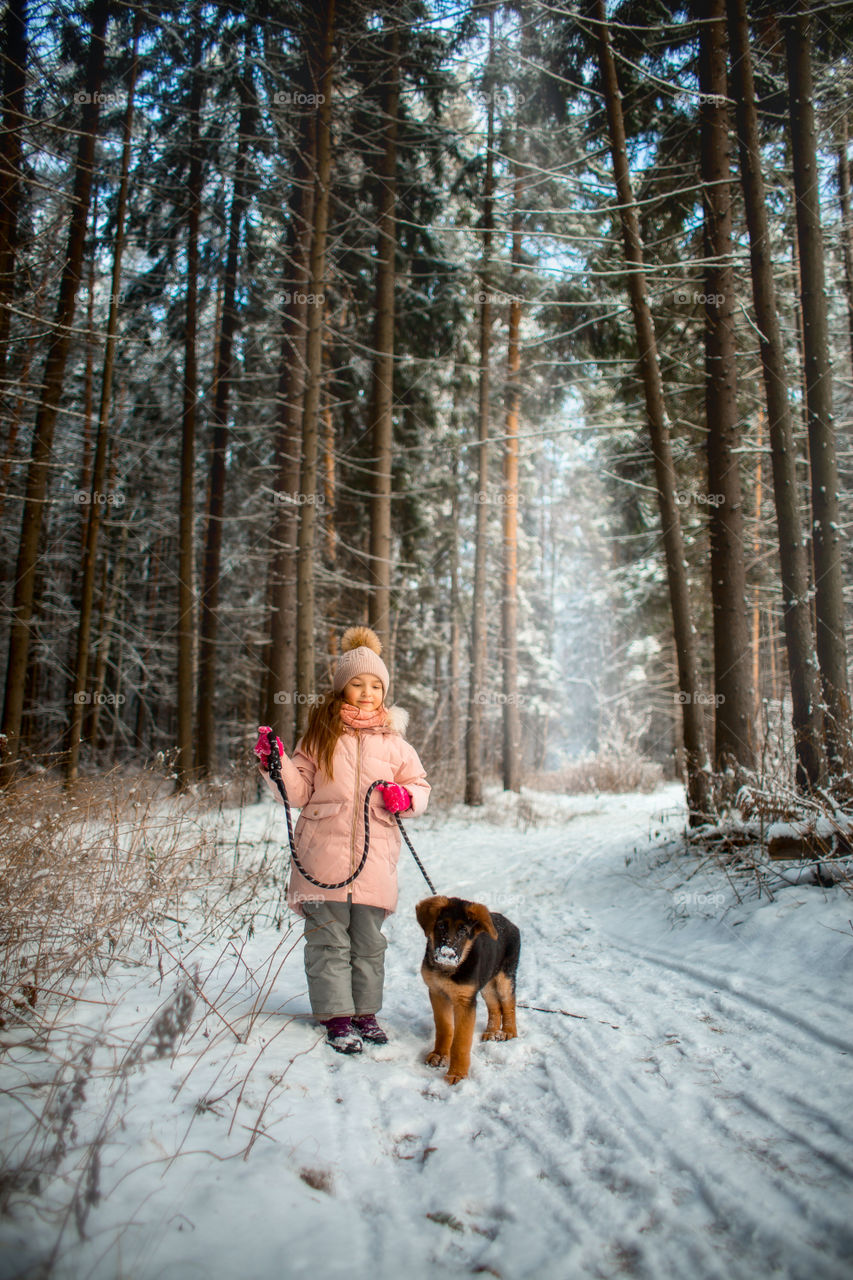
[416,895,520,1084]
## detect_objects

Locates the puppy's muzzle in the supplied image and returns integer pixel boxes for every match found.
[433,945,459,969]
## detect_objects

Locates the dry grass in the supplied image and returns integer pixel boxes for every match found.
[528,750,664,796]
[0,769,221,1032]
[423,735,666,806]
[0,971,200,1259]
[683,708,853,896]
[528,710,666,796]
[0,764,297,1041]
[0,769,303,1271]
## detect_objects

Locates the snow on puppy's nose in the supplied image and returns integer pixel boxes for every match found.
[434,944,459,968]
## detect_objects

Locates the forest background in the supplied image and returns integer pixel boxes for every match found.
[1,0,852,818]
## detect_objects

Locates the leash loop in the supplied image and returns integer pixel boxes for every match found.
[266,735,435,894]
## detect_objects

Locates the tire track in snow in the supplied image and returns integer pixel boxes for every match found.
[596,934,853,1055]
[585,932,853,1171]
[467,859,853,1280]
[257,793,853,1279]
[494,949,853,1279]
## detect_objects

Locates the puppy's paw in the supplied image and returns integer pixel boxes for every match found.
[425,1050,449,1069]
[481,1029,507,1042]
[443,1070,467,1085]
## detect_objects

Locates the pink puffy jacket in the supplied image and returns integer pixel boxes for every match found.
[263,708,430,918]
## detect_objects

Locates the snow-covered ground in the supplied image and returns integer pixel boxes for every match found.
[2,782,853,1280]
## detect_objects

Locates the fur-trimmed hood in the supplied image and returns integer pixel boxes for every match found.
[385,705,409,736]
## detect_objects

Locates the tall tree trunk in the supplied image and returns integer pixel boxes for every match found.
[176,26,204,787]
[131,541,161,758]
[265,102,316,744]
[196,66,254,775]
[465,10,495,807]
[502,156,523,793]
[837,115,853,378]
[79,189,97,504]
[751,410,763,720]
[323,386,336,565]
[448,368,464,784]
[783,1,853,778]
[295,0,335,735]
[1,0,109,783]
[0,327,37,532]
[699,0,754,774]
[449,444,462,785]
[726,0,825,789]
[589,0,712,819]
[0,0,27,392]
[87,518,128,752]
[367,21,400,654]
[66,17,141,783]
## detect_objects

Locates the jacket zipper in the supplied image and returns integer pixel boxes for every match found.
[349,731,362,876]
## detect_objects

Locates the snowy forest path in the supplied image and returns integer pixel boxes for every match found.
[231,787,853,1280]
[8,787,852,1280]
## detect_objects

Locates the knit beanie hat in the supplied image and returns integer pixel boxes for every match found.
[332,626,390,698]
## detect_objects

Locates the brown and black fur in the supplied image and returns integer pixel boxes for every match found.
[416,895,520,1085]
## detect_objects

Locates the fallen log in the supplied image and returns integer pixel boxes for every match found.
[767,829,853,860]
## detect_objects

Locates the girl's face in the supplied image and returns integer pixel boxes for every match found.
[342,674,385,713]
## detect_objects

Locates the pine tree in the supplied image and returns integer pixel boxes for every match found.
[699,0,754,775]
[725,0,824,789]
[367,19,401,654]
[588,0,713,818]
[783,0,853,781]
[295,0,335,733]
[67,14,142,783]
[1,0,110,782]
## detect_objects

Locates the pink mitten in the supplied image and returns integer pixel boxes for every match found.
[254,726,284,772]
[378,783,411,814]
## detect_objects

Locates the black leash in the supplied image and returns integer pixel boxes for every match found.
[394,809,436,894]
[266,734,436,894]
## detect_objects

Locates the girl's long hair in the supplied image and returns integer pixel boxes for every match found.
[300,691,346,779]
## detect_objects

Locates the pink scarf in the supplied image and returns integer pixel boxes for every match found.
[340,702,388,730]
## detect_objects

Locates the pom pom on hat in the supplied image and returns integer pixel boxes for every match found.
[333,625,390,696]
[340,625,382,656]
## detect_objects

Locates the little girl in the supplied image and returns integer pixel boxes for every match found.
[256,626,430,1054]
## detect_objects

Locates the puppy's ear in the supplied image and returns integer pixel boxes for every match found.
[416,895,450,936]
[466,901,498,940]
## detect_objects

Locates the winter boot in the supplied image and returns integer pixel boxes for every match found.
[323,1017,363,1054]
[352,1014,388,1044]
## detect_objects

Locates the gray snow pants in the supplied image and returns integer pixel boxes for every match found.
[301,897,387,1020]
